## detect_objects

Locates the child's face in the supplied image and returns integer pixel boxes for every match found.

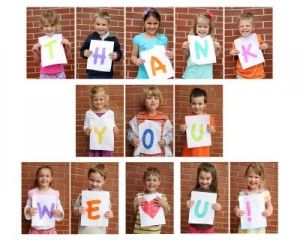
[190,96,206,114]
[92,92,107,111]
[145,95,160,113]
[239,19,254,37]
[144,174,161,193]
[88,172,105,191]
[198,170,213,189]
[196,18,210,37]
[246,170,262,191]
[144,16,160,36]
[43,21,56,37]
[37,168,53,189]
[94,17,109,36]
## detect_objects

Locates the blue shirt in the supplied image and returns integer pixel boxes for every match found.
[182,57,213,79]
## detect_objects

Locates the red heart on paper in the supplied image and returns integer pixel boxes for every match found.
[141,199,160,218]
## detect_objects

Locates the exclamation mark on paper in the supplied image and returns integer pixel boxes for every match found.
[246,201,252,222]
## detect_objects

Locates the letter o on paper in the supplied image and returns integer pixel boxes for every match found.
[142,129,154,149]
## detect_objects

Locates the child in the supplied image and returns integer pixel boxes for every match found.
[127,86,173,156]
[186,163,222,233]
[180,88,216,156]
[229,12,269,79]
[32,10,71,79]
[234,163,273,233]
[24,166,64,234]
[182,12,221,79]
[83,86,118,157]
[130,7,173,79]
[132,167,170,234]
[73,164,113,234]
[80,11,123,79]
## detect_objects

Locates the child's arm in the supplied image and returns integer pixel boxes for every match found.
[165,45,174,59]
[132,195,145,214]
[212,202,222,211]
[214,40,222,56]
[229,43,239,56]
[159,119,173,147]
[62,38,71,59]
[80,36,92,59]
[128,117,140,147]
[186,199,194,208]
[182,41,190,58]
[32,43,41,62]
[262,199,273,217]
[180,124,187,135]
[207,115,216,134]
[83,111,91,135]
[234,205,244,218]
[130,44,145,66]
[52,199,64,221]
[109,37,123,62]
[154,195,170,214]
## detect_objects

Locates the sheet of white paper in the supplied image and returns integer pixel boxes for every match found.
[185,115,212,148]
[80,190,110,227]
[188,191,217,225]
[87,40,114,72]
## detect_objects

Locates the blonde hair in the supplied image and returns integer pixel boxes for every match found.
[90,86,109,100]
[190,13,215,37]
[93,10,110,24]
[142,86,163,105]
[245,163,266,180]
[237,12,254,25]
[143,167,160,181]
[88,163,108,180]
[40,10,61,32]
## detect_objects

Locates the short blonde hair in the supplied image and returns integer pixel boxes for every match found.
[237,12,254,25]
[142,86,163,105]
[143,167,160,181]
[40,10,61,32]
[93,11,110,24]
[90,86,109,100]
[88,163,108,180]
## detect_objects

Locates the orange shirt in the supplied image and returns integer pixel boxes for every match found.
[182,115,215,157]
[232,34,265,79]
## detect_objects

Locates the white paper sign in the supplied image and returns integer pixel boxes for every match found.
[138,120,162,155]
[80,190,110,227]
[185,115,212,148]
[31,194,57,227]
[188,191,217,225]
[234,33,265,70]
[90,110,115,151]
[239,193,267,230]
[139,193,166,227]
[38,34,67,67]
[188,35,216,65]
[87,40,114,72]
[140,45,174,79]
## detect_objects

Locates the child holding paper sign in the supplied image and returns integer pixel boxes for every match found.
[182,12,221,79]
[80,11,123,79]
[130,8,173,79]
[180,88,216,156]
[234,163,273,233]
[229,12,269,79]
[84,86,118,157]
[24,166,64,234]
[32,10,71,79]
[132,167,170,234]
[127,86,173,156]
[186,163,222,233]
[73,164,113,234]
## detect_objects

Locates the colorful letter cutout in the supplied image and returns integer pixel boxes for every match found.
[87,40,114,72]
[81,190,110,227]
[38,34,67,67]
[239,193,267,230]
[139,193,166,227]
[140,45,174,79]
[185,115,212,148]
[234,33,265,70]
[188,191,217,225]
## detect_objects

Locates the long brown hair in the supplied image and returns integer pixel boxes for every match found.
[195,162,218,193]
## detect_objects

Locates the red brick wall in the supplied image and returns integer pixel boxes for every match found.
[175,7,224,79]
[76,85,124,157]
[225,7,273,79]
[71,162,119,234]
[175,85,223,156]
[126,7,174,78]
[230,162,278,233]
[22,162,70,234]
[181,162,229,233]
[126,85,174,156]
[126,162,174,233]
[27,7,75,79]
[76,7,124,79]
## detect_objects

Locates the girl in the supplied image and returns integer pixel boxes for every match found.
[73,164,113,234]
[186,163,222,233]
[182,12,221,79]
[127,86,173,156]
[24,166,64,234]
[83,86,118,157]
[32,10,71,79]
[130,7,173,79]
[234,163,273,233]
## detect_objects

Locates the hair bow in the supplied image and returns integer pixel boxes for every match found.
[143,7,157,16]
[206,11,215,19]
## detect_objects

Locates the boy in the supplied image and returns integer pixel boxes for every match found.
[132,167,170,234]
[229,12,269,79]
[80,11,123,79]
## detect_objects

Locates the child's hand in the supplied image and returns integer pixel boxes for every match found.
[84,49,93,57]
[62,38,71,47]
[153,196,168,209]
[52,209,63,218]
[104,210,114,218]
[180,124,187,134]
[214,41,222,56]
[207,124,216,134]
[212,202,222,211]
[260,42,269,50]
[78,206,87,214]
[84,128,91,136]
[26,207,38,216]
[165,50,174,59]
[262,208,272,217]
[137,197,146,206]
[182,41,189,50]
[132,137,140,147]
[234,206,244,218]
[158,139,166,147]
[134,58,145,66]
[113,126,119,136]
[230,48,239,56]
[186,200,194,208]
[32,43,40,54]
[109,52,118,60]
